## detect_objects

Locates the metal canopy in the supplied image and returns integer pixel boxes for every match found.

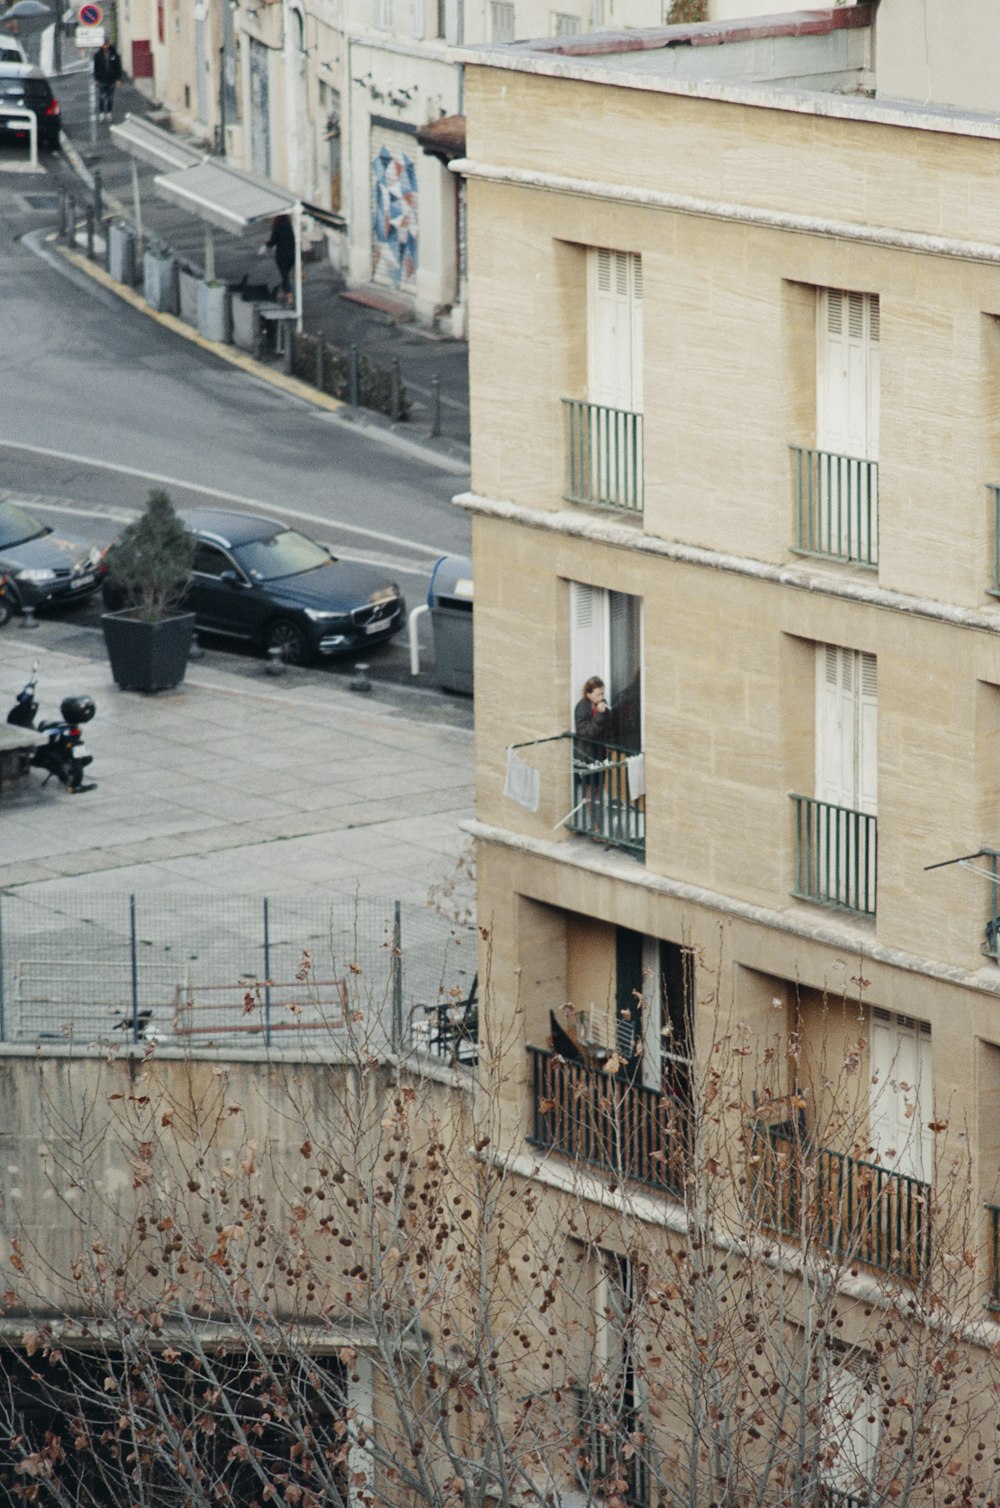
[109,113,205,174]
[153,159,297,235]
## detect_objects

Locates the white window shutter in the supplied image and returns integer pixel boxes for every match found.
[816,645,855,809]
[870,1012,931,1182]
[570,582,609,718]
[817,289,879,461]
[857,652,878,815]
[587,249,641,411]
[824,1353,878,1496]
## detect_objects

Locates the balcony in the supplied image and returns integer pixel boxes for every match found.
[790,445,878,568]
[528,1045,687,1196]
[569,734,645,857]
[563,398,643,515]
[752,1119,930,1281]
[987,1204,1000,1310]
[791,794,877,916]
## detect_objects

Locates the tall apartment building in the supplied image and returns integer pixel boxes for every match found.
[459,0,1000,1474]
[109,0,830,331]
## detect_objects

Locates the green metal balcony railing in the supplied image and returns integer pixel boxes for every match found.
[791,794,877,916]
[564,398,643,514]
[988,1204,1000,1310]
[574,1386,649,1508]
[570,734,645,856]
[791,445,878,567]
[752,1120,930,1281]
[528,1045,688,1196]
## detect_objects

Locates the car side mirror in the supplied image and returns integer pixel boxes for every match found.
[220,570,246,589]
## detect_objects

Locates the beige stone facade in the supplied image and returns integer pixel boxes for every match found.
[460,4,1000,1439]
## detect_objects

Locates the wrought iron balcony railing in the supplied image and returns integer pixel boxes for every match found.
[751,1119,930,1281]
[563,398,643,514]
[528,1045,687,1196]
[791,445,878,567]
[574,1386,649,1508]
[987,1203,1000,1311]
[570,734,645,857]
[791,794,877,916]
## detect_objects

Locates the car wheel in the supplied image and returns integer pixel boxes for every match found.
[266,618,312,666]
[0,594,11,628]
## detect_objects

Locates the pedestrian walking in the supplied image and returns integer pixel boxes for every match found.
[93,39,122,122]
[260,213,296,305]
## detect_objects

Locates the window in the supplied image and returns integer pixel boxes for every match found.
[869,1008,932,1183]
[490,0,514,39]
[792,644,877,913]
[553,10,581,33]
[588,248,642,415]
[822,1346,879,1501]
[796,287,880,565]
[375,0,393,26]
[582,1250,648,1508]
[444,0,463,43]
[412,0,424,34]
[570,582,642,753]
[815,643,877,819]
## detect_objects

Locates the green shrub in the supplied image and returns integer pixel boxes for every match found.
[103,488,195,621]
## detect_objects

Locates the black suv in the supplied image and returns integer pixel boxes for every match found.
[0,64,60,151]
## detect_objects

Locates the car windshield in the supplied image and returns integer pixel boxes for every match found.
[231,529,331,582]
[0,502,48,549]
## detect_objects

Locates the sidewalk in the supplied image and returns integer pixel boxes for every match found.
[0,614,475,911]
[48,65,471,459]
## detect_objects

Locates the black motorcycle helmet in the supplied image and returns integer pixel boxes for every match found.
[60,695,96,725]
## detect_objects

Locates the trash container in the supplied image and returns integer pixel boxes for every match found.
[108,221,135,286]
[428,555,473,694]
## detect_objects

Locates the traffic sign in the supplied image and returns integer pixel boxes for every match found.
[78,3,103,24]
[75,22,104,44]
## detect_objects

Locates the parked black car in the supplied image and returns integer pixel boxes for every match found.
[0,63,60,151]
[0,500,105,611]
[103,508,406,666]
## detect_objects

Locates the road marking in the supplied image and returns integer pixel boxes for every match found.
[0,439,450,559]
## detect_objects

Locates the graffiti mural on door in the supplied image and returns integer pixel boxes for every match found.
[371,144,418,287]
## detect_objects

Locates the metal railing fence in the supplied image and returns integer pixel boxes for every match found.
[570,734,646,857]
[751,1119,930,1281]
[791,794,877,916]
[0,891,476,1056]
[528,1046,687,1196]
[563,398,643,514]
[791,445,878,567]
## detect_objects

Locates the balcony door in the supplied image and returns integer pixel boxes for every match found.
[813,643,877,908]
[570,583,642,754]
[815,288,879,561]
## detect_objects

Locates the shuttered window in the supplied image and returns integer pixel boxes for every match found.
[815,644,877,815]
[570,583,643,753]
[817,288,879,462]
[870,1008,932,1182]
[587,249,643,413]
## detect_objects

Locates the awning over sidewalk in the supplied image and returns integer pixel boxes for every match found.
[109,114,205,174]
[153,159,297,236]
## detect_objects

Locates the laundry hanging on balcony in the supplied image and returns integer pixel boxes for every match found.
[503,746,540,812]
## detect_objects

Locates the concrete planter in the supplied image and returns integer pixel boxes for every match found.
[102,611,196,693]
[231,296,260,354]
[108,222,135,285]
[143,251,178,314]
[178,267,200,326]
[197,281,232,344]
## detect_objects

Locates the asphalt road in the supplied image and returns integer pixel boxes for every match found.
[0,155,473,694]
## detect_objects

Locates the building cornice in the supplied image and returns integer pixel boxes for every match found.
[464,818,1000,1001]
[449,161,1000,265]
[456,492,1000,635]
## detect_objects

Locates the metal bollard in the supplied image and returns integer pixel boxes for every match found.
[348,343,359,407]
[430,374,441,438]
[85,205,95,260]
[57,189,66,238]
[93,168,103,226]
[18,604,38,631]
[350,662,372,694]
[265,645,286,677]
[315,339,324,393]
[66,193,76,245]
[390,357,402,422]
[283,325,293,375]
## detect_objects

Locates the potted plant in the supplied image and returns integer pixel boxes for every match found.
[101,488,196,693]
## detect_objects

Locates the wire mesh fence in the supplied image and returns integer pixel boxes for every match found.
[0,892,477,1061]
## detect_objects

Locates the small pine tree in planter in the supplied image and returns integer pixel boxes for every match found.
[101,488,197,693]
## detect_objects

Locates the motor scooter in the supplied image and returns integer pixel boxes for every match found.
[6,663,96,793]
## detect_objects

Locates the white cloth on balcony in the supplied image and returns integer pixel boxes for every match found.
[504,747,540,812]
[626,753,645,800]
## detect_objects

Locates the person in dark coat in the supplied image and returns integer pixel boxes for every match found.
[263,214,296,305]
[574,675,613,744]
[93,39,122,122]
